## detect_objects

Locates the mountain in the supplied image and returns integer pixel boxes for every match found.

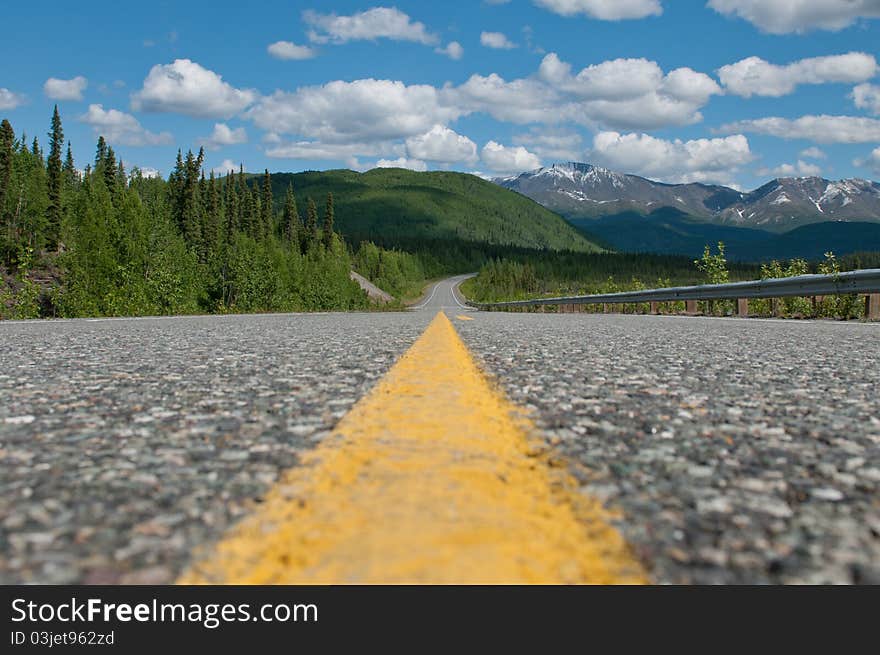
[495,162,743,221]
[496,162,880,233]
[258,168,601,253]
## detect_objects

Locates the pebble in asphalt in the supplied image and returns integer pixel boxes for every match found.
[455,312,880,584]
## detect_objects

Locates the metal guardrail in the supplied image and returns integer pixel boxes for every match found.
[468,268,880,320]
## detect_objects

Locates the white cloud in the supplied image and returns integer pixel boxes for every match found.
[718,52,878,97]
[198,123,248,150]
[128,164,161,179]
[720,115,880,143]
[481,31,517,49]
[405,125,478,164]
[248,79,463,143]
[304,7,438,45]
[435,41,464,60]
[265,140,399,161]
[79,104,173,146]
[708,0,880,34]
[590,131,754,184]
[131,59,257,118]
[852,83,880,114]
[513,127,584,161]
[757,160,823,177]
[481,141,542,173]
[854,147,880,175]
[800,146,827,159]
[211,159,241,176]
[267,41,317,60]
[44,76,88,101]
[453,53,720,130]
[534,0,662,20]
[0,88,26,110]
[376,157,428,171]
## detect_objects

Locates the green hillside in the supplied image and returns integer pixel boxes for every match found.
[249,168,601,253]
[570,207,880,261]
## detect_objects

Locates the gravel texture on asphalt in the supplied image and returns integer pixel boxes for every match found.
[0,312,430,584]
[455,312,880,584]
[2,275,879,585]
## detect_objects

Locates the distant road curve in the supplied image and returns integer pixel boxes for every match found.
[409,274,475,312]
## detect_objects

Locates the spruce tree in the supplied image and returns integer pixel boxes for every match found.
[0,119,14,226]
[32,137,42,158]
[95,136,108,168]
[283,182,299,246]
[104,147,117,191]
[46,106,64,249]
[322,192,335,250]
[261,169,273,239]
[62,141,78,185]
[305,197,318,251]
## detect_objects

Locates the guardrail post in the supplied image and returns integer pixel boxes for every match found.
[650,301,660,315]
[771,298,782,318]
[867,294,880,321]
[737,299,749,318]
[685,300,698,315]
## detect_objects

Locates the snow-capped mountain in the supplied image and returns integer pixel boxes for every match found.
[495,163,880,233]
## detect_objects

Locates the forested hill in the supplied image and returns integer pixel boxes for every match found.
[246,168,600,253]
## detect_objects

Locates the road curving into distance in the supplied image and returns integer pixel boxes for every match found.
[1,276,878,584]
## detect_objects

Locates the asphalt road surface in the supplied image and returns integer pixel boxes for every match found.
[1,276,878,584]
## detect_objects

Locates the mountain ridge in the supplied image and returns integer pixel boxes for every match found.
[495,162,880,233]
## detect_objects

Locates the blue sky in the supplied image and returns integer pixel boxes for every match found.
[1,0,879,190]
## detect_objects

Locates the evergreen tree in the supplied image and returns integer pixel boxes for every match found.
[95,136,108,168]
[0,119,14,230]
[46,105,64,249]
[224,169,238,235]
[62,141,78,185]
[322,192,335,250]
[32,137,42,159]
[304,197,318,251]
[283,182,299,247]
[104,147,117,191]
[261,169,273,239]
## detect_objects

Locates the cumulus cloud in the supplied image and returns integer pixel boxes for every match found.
[211,159,241,176]
[854,146,880,175]
[756,160,823,178]
[435,41,464,60]
[198,123,248,150]
[513,127,584,161]
[718,52,878,97]
[481,141,542,173]
[304,7,438,45]
[376,157,428,171]
[800,146,827,159]
[79,104,173,146]
[0,88,26,110]
[852,83,880,114]
[267,41,317,60]
[265,140,399,161]
[708,0,880,34]
[131,59,257,119]
[455,53,720,130]
[248,79,463,143]
[720,115,880,143]
[534,0,663,20]
[44,76,88,101]
[481,31,517,49]
[590,131,754,184]
[405,125,477,164]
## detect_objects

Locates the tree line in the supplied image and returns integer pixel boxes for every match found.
[0,107,385,318]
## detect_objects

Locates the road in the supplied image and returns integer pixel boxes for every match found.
[1,276,878,584]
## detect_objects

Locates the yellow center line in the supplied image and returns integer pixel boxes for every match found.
[178,312,646,584]
[455,314,474,321]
